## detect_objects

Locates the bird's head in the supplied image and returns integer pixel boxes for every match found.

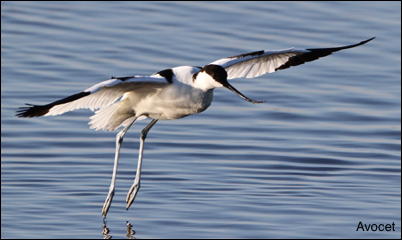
[194,64,264,104]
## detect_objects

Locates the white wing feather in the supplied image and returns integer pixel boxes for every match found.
[211,37,375,80]
[210,49,306,80]
[45,76,166,116]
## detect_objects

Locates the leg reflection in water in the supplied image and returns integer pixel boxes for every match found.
[102,219,136,239]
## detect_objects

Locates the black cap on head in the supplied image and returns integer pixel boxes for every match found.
[202,64,228,85]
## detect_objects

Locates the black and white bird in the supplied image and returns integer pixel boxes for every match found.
[16,37,374,217]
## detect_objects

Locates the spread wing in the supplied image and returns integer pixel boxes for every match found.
[210,37,375,80]
[16,75,169,117]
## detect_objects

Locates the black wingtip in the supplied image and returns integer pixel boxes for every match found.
[349,37,376,48]
[360,37,375,45]
[16,104,51,118]
[304,36,376,55]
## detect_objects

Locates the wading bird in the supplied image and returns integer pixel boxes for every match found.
[16,37,374,216]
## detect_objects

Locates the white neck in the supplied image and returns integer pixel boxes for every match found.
[193,71,223,91]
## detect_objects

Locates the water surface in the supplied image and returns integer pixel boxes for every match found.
[2,1,401,238]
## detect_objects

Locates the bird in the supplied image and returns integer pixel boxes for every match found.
[16,37,375,217]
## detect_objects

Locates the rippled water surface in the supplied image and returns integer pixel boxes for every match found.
[2,1,401,239]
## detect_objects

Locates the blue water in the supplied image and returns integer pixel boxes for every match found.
[2,1,400,239]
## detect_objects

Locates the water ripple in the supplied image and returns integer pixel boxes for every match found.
[2,1,400,239]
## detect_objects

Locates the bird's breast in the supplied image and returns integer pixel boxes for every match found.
[136,84,214,120]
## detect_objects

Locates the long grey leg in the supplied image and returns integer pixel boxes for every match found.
[102,117,137,217]
[126,118,158,209]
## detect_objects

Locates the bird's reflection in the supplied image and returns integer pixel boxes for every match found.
[102,219,136,239]
[126,221,136,239]
[102,224,111,239]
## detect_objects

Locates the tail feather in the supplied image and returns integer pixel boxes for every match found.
[89,102,135,131]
